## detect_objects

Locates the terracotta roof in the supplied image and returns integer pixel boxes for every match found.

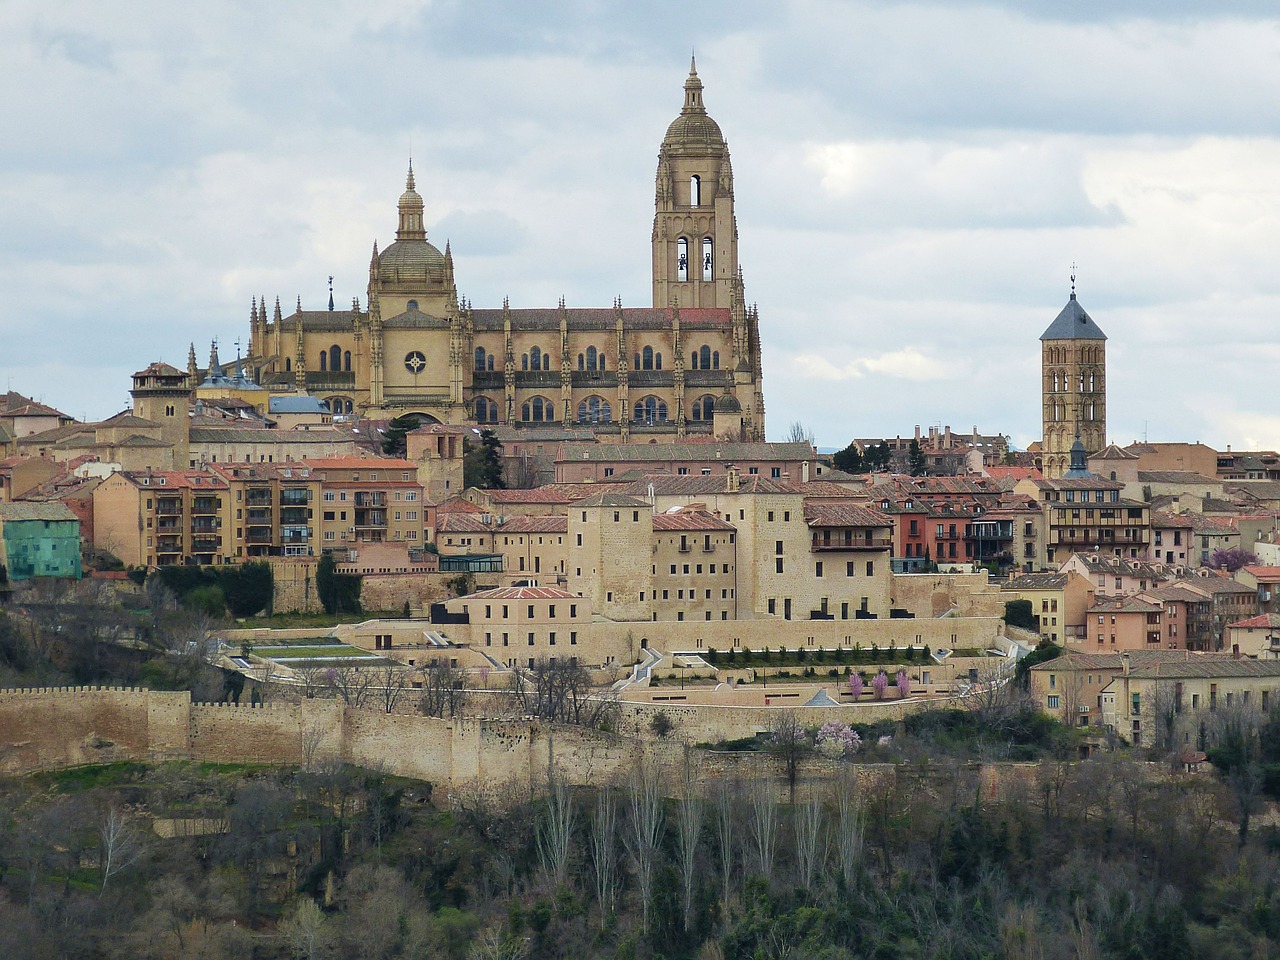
[652,509,736,532]
[437,496,484,514]
[1228,614,1280,629]
[1136,471,1218,484]
[437,514,493,533]
[496,515,568,533]
[192,427,347,444]
[1151,511,1197,529]
[464,585,581,601]
[1088,596,1162,614]
[121,470,229,490]
[1029,650,1230,672]
[302,457,417,469]
[574,492,652,508]
[803,502,891,528]
[0,392,71,420]
[1242,566,1280,580]
[559,441,815,463]
[1128,658,1280,679]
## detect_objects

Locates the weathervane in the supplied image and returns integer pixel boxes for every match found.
[1070,262,1077,298]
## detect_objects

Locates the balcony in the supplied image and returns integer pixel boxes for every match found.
[810,536,893,552]
[156,501,183,516]
[355,511,387,529]
[192,537,219,552]
[280,507,310,524]
[246,509,272,524]
[280,489,311,506]
[246,531,274,545]
[191,499,221,515]
[354,493,386,507]
[246,490,272,506]
[190,518,219,533]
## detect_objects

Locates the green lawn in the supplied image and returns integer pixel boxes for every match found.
[255,645,379,660]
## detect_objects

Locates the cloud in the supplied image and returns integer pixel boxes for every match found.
[788,348,952,382]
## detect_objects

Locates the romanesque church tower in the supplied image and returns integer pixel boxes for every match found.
[1040,285,1107,479]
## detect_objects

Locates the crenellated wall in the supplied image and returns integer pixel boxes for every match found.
[0,686,994,800]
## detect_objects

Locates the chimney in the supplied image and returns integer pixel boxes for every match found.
[1121,652,1130,676]
[915,425,921,441]
[726,464,740,493]
[801,461,810,483]
[1233,643,1241,659]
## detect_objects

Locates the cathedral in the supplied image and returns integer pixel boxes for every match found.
[242,62,765,441]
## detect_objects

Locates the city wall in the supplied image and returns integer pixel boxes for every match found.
[0,686,989,800]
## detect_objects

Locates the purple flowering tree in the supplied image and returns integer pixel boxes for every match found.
[872,671,889,700]
[896,669,911,699]
[849,673,864,700]
[816,721,863,757]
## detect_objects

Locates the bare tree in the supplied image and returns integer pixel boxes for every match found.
[324,664,376,708]
[588,787,619,930]
[793,788,826,890]
[419,660,468,718]
[100,803,146,894]
[374,663,410,714]
[515,657,616,727]
[623,764,664,934]
[747,778,779,884]
[1209,694,1264,847]
[675,763,704,933]
[1144,679,1181,758]
[833,770,864,887]
[295,662,327,700]
[535,778,577,887]
[785,421,815,447]
[298,722,326,772]
[766,711,811,802]
[713,778,738,922]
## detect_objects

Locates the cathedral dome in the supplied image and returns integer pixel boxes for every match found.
[378,239,446,277]
[662,58,726,152]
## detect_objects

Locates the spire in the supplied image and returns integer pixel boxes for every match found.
[397,162,426,241]
[683,57,705,114]
[328,275,335,311]
[187,343,198,383]
[1070,262,1077,301]
[208,339,220,375]
[273,296,282,323]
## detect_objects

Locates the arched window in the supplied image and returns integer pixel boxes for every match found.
[577,353,585,371]
[691,394,716,420]
[407,299,419,311]
[521,396,553,423]
[702,237,713,280]
[285,357,292,372]
[698,345,711,370]
[712,350,719,369]
[690,175,701,207]
[676,238,689,282]
[475,397,498,423]
[577,396,612,424]
[1088,371,1095,391]
[530,346,543,371]
[634,352,641,370]
[343,351,351,371]
[319,351,327,372]
[475,347,487,372]
[1079,372,1085,393]
[521,353,529,371]
[1051,371,1058,392]
[655,352,663,370]
[642,345,654,370]
[329,345,341,373]
[586,346,598,371]
[634,396,668,424]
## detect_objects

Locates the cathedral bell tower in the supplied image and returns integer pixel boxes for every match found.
[652,58,739,309]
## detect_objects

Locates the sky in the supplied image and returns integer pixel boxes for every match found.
[4,0,1280,453]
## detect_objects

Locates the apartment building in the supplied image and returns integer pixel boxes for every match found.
[651,507,738,622]
[303,457,426,549]
[208,463,323,559]
[93,469,234,567]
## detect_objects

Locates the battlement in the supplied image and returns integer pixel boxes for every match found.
[0,685,148,697]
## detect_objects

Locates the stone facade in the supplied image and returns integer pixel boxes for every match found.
[243,64,764,440]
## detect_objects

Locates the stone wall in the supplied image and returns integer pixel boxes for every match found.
[890,572,1004,619]
[0,686,977,802]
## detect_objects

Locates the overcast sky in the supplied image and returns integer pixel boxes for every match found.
[4,0,1280,452]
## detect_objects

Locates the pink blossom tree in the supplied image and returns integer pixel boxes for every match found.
[849,672,864,700]
[871,671,888,700]
[896,669,911,699]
